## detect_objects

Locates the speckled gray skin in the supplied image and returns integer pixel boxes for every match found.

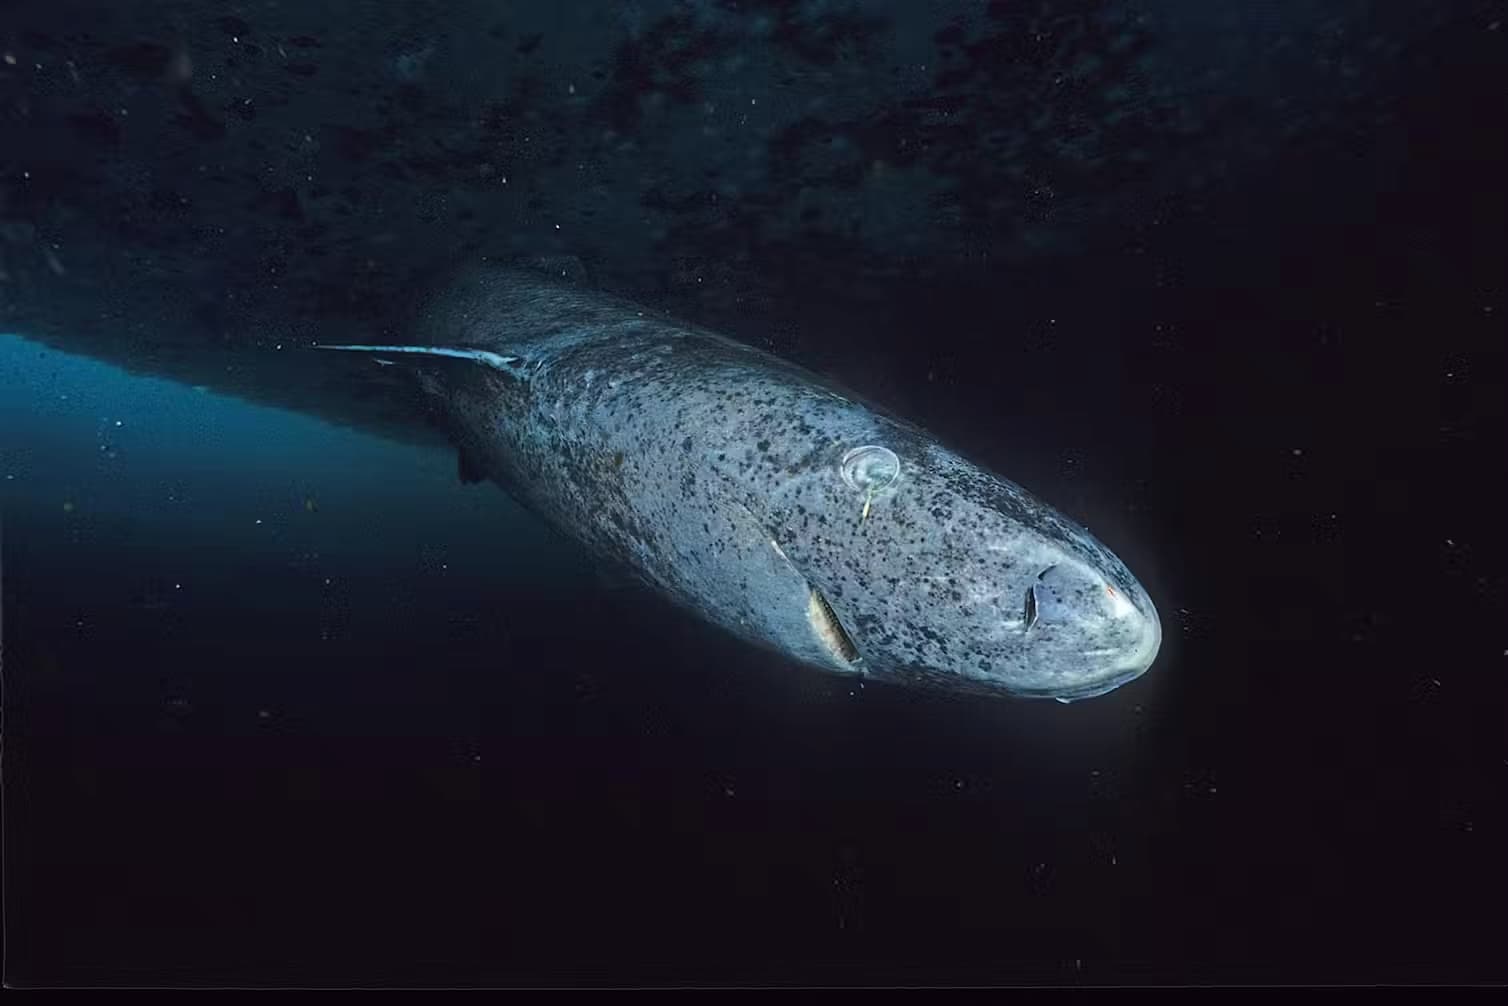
[338,265,1161,701]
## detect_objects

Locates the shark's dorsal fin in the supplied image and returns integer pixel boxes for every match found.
[314,343,532,378]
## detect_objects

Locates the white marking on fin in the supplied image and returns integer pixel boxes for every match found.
[314,344,523,371]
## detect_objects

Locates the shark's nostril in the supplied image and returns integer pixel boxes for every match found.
[1027,564,1098,625]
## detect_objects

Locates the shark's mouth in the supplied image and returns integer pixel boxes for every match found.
[806,587,861,666]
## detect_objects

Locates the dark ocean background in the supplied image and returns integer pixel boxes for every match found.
[3,0,1504,988]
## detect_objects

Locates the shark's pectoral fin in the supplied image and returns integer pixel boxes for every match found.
[718,498,865,677]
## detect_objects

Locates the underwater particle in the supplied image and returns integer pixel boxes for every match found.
[62,499,75,513]
[304,497,318,513]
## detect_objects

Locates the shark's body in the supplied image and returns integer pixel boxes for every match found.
[323,265,1161,701]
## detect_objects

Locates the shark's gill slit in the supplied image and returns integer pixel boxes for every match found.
[807,587,861,664]
[1023,585,1040,630]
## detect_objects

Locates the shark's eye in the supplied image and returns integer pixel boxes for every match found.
[840,445,900,492]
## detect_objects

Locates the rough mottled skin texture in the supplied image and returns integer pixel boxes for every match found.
[402,266,1161,700]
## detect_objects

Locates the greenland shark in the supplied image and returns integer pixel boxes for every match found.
[319,265,1161,702]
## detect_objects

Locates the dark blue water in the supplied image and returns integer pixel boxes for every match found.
[3,0,1504,989]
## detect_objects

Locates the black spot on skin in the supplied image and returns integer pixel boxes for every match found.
[756,439,770,452]
[682,436,693,452]
[613,451,625,468]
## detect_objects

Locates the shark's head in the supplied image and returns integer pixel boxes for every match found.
[751,428,1162,702]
